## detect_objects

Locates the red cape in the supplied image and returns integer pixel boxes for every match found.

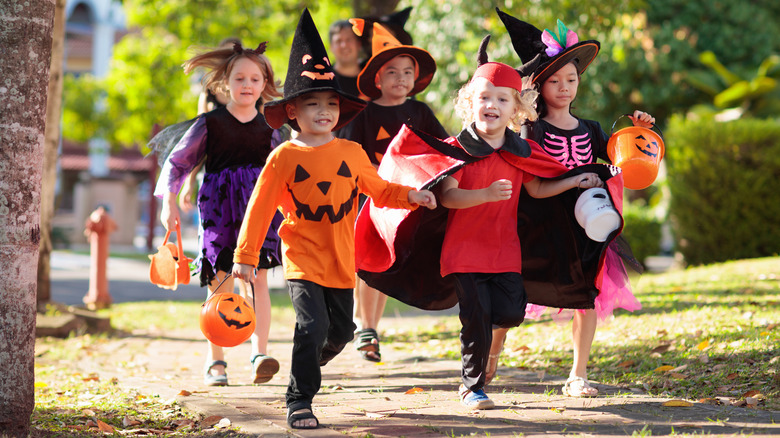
[355,125,625,310]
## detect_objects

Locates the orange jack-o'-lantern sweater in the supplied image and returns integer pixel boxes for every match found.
[234,138,416,289]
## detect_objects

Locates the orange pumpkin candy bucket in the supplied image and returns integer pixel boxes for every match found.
[607,114,665,190]
[148,220,193,290]
[200,278,257,347]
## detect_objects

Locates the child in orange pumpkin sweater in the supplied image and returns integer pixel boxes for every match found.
[232,10,436,430]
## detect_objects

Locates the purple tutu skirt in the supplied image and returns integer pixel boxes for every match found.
[194,164,283,287]
[525,243,641,323]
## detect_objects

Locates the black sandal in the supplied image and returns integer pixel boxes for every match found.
[354,328,381,362]
[287,407,319,429]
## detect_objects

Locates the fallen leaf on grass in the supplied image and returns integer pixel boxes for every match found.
[662,400,693,407]
[82,409,96,417]
[654,365,675,373]
[651,344,672,354]
[745,397,761,407]
[742,390,764,399]
[123,416,141,427]
[696,340,710,351]
[513,345,531,353]
[726,373,739,380]
[617,360,635,369]
[697,398,721,405]
[97,420,114,433]
[82,374,99,382]
[405,387,424,394]
[669,373,687,379]
[201,415,224,427]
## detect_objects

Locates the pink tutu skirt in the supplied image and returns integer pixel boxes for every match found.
[525,245,641,323]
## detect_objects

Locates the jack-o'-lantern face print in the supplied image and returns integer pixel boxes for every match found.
[634,134,660,158]
[288,160,358,223]
[300,54,336,81]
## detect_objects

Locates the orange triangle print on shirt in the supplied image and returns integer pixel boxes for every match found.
[376,126,391,141]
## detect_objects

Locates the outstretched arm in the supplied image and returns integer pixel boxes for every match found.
[439,176,512,209]
[523,172,602,199]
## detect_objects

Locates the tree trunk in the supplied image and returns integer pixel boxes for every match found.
[37,0,66,308]
[0,0,55,436]
[352,0,400,17]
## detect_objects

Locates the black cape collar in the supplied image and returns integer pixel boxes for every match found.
[455,123,532,159]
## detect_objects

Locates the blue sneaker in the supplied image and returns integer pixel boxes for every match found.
[459,384,495,410]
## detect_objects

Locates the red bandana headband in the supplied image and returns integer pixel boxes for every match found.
[472,62,523,93]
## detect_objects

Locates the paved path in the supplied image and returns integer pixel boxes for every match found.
[50,252,779,437]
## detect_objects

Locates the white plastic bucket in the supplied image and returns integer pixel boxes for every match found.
[574,188,620,242]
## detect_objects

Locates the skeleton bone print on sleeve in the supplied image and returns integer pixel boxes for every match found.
[541,132,593,169]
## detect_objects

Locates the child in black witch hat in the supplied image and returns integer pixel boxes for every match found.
[490,8,654,396]
[232,9,436,429]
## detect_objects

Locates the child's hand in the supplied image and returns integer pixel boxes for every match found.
[409,189,437,209]
[232,263,256,284]
[629,110,655,129]
[486,179,512,202]
[160,193,180,231]
[576,173,603,189]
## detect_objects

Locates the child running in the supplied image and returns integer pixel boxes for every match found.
[231,9,436,429]
[491,9,653,395]
[337,22,448,363]
[437,46,603,409]
[154,40,284,387]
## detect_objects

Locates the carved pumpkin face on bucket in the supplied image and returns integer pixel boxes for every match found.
[200,293,256,347]
[634,134,660,158]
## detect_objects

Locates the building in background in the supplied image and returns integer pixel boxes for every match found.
[55,0,157,249]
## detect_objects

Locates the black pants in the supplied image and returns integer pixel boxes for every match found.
[285,279,356,411]
[453,272,527,392]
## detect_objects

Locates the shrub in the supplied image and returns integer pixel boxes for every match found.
[665,116,780,265]
[621,201,663,267]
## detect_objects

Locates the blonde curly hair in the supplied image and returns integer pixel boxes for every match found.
[454,75,538,131]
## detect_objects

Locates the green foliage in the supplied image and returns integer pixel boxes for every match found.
[64,0,352,149]
[583,0,780,126]
[622,200,663,266]
[687,51,780,118]
[665,115,780,265]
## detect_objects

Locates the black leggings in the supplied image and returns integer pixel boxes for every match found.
[453,272,527,391]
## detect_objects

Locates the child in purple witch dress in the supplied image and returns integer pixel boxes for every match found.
[155,41,285,387]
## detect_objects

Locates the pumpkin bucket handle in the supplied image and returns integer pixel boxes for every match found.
[610,114,665,149]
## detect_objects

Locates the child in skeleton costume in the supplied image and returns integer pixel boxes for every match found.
[492,8,655,396]
[154,41,285,387]
[231,9,436,429]
[336,21,448,363]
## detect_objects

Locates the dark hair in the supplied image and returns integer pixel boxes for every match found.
[328,20,353,42]
[536,60,581,119]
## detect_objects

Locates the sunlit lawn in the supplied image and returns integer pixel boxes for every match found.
[33,256,779,435]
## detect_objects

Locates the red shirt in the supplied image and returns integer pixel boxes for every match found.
[440,151,534,277]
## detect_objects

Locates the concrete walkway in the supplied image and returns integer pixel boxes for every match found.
[49,251,778,437]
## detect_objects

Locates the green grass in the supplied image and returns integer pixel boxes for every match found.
[32,256,780,435]
[385,256,780,410]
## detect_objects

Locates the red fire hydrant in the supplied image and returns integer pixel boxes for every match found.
[82,205,118,310]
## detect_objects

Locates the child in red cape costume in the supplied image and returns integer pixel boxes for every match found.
[354,42,625,313]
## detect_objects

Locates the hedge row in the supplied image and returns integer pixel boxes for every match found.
[665,116,780,265]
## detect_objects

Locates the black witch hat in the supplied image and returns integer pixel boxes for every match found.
[264,8,366,131]
[495,7,600,86]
